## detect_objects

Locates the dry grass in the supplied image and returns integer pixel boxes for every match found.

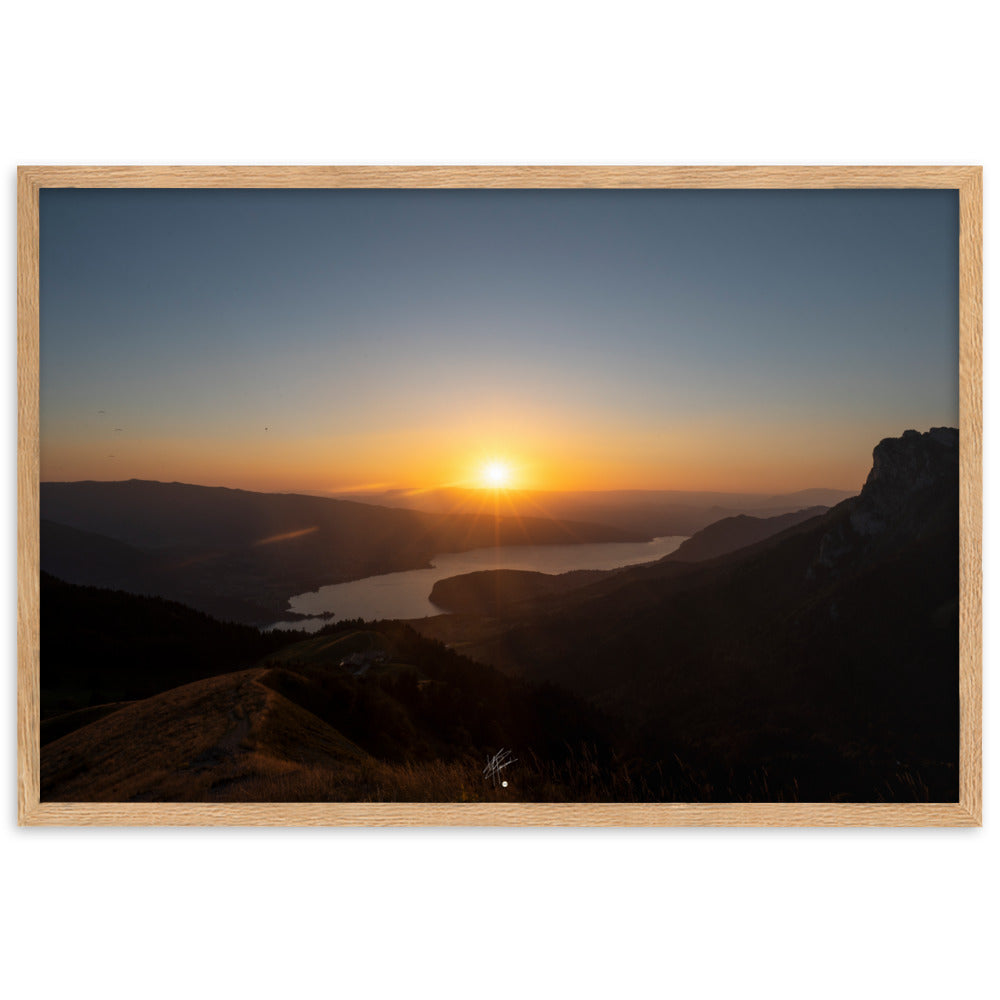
[41,670,658,802]
[41,661,944,804]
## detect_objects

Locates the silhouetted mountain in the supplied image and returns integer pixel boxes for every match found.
[324,485,859,537]
[414,429,960,801]
[40,480,643,623]
[666,506,828,562]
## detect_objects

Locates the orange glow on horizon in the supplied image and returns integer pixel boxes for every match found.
[39,416,875,496]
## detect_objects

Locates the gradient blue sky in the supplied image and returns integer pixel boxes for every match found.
[39,188,958,492]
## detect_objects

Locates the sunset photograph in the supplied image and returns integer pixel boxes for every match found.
[36,184,960,803]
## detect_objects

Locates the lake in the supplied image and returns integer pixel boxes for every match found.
[271,535,687,631]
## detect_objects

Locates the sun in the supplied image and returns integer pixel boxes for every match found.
[480,460,512,489]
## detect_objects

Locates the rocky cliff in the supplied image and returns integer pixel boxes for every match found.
[813,427,958,575]
[850,427,959,537]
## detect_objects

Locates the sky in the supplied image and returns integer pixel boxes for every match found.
[39,188,959,494]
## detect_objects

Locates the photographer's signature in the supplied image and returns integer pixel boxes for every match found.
[483,748,517,788]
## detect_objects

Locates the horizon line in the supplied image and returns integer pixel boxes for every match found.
[38,476,862,499]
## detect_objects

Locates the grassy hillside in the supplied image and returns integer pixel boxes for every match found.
[42,615,667,803]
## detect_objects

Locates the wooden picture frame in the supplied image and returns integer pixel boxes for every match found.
[17,165,982,827]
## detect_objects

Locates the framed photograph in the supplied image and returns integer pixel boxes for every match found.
[17,166,982,826]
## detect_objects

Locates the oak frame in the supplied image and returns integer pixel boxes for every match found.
[17,165,983,827]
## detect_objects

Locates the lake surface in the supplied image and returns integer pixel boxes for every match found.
[272,535,686,632]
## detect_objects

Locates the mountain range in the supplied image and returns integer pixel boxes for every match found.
[38,429,958,802]
[322,485,858,537]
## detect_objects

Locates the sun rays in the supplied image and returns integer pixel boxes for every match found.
[480,460,512,488]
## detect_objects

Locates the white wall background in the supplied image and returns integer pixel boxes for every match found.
[2,3,995,997]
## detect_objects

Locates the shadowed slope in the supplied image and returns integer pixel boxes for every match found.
[664,506,827,562]
[40,572,304,718]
